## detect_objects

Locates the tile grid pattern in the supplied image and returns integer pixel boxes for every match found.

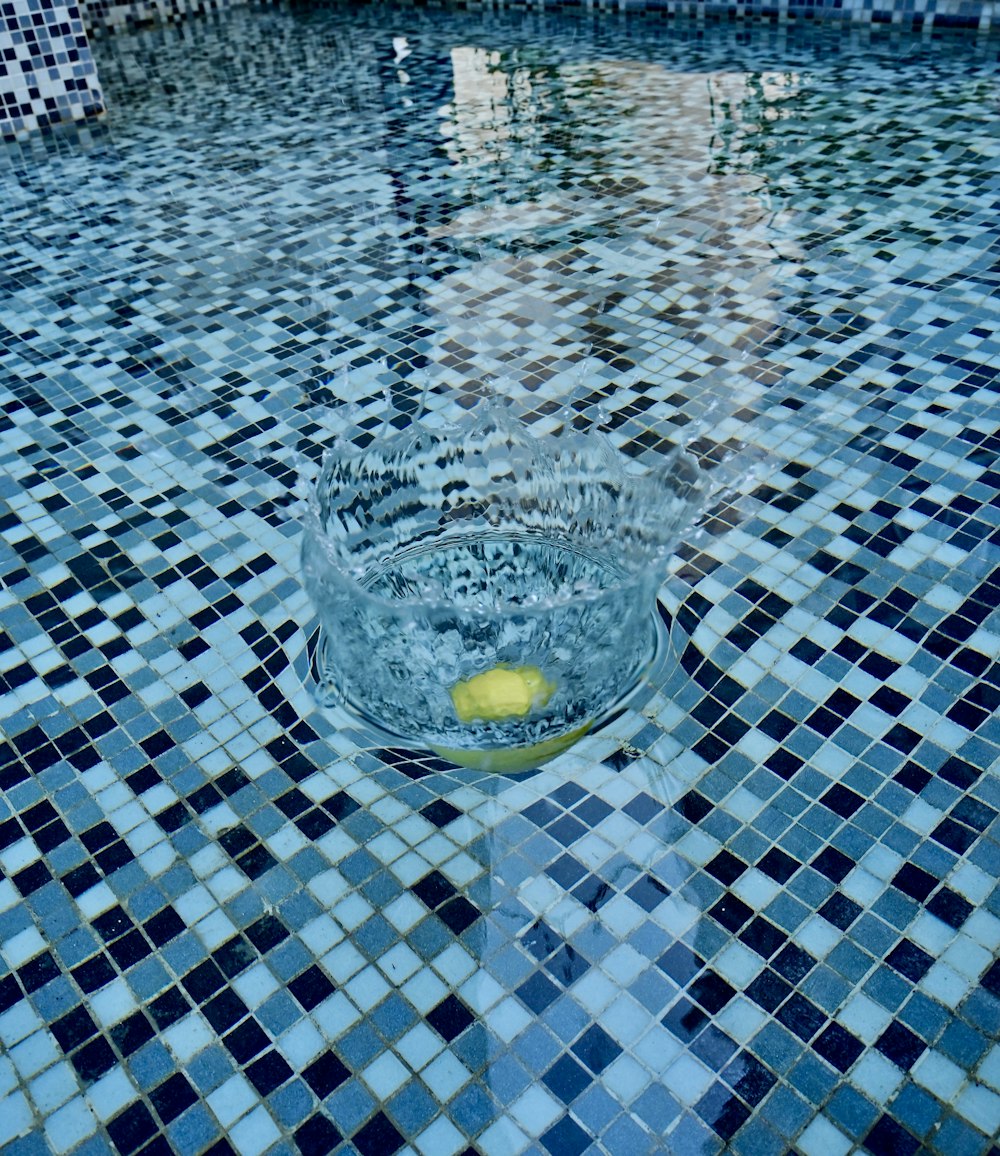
[0,0,105,140]
[1,6,1000,1156]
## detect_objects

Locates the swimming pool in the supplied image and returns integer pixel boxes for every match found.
[1,4,999,1153]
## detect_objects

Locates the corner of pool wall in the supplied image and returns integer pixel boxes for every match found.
[0,0,253,143]
[0,0,106,142]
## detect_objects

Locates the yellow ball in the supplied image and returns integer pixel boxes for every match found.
[449,664,556,723]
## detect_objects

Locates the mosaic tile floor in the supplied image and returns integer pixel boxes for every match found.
[2,4,1000,1153]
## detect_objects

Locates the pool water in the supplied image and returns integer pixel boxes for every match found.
[311,529,661,754]
[1,4,1000,1155]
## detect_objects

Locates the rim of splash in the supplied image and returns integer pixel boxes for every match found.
[301,402,711,619]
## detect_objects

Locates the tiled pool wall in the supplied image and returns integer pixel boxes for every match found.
[0,0,997,140]
[1,0,105,142]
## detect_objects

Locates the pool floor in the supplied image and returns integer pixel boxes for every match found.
[1,4,999,1154]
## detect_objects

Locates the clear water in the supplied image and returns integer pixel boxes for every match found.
[313,528,658,750]
[360,530,631,609]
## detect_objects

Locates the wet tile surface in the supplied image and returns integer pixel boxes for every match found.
[1,5,1000,1154]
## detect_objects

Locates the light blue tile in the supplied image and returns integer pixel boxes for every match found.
[750,1024,800,1076]
[167,1102,219,1153]
[632,1084,681,1131]
[386,1080,438,1133]
[889,1083,942,1138]
[450,1084,495,1135]
[826,1084,880,1138]
[257,992,300,1036]
[931,1112,992,1156]
[603,1112,658,1153]
[270,1078,313,1129]
[324,1082,376,1135]
[186,1046,232,1095]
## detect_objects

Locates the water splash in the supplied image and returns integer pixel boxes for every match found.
[299,401,725,767]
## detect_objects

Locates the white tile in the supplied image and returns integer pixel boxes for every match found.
[978,1044,1000,1093]
[344,966,391,1011]
[486,997,532,1043]
[732,867,781,908]
[85,1067,138,1122]
[1,926,46,968]
[195,908,238,950]
[85,976,137,1032]
[572,970,619,1016]
[173,884,216,925]
[29,1061,77,1114]
[321,941,366,984]
[593,892,647,936]
[913,1049,965,1100]
[402,971,449,1015]
[955,1083,1000,1137]
[0,1002,42,1048]
[421,1051,471,1101]
[75,881,118,919]
[0,879,20,914]
[849,1051,904,1104]
[43,1095,96,1154]
[602,944,647,985]
[298,915,342,952]
[207,1074,258,1127]
[458,972,505,1016]
[964,909,1000,952]
[664,1053,714,1105]
[206,865,246,902]
[920,962,967,1009]
[841,868,882,906]
[477,1116,529,1156]
[361,1052,411,1099]
[440,852,481,886]
[228,1105,280,1156]
[313,991,361,1037]
[797,1114,852,1156]
[332,891,374,931]
[837,993,892,1045]
[431,943,476,986]
[941,936,991,982]
[278,1019,325,1069]
[603,1051,652,1102]
[415,1115,466,1156]
[509,1084,562,1135]
[0,837,41,875]
[793,914,842,959]
[10,1029,58,1078]
[163,1013,213,1063]
[308,868,350,906]
[715,997,768,1045]
[383,892,426,933]
[231,963,280,1007]
[604,993,657,1044]
[714,942,763,988]
[396,1024,443,1072]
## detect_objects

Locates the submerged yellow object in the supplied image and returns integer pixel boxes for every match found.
[431,721,592,773]
[449,664,556,723]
